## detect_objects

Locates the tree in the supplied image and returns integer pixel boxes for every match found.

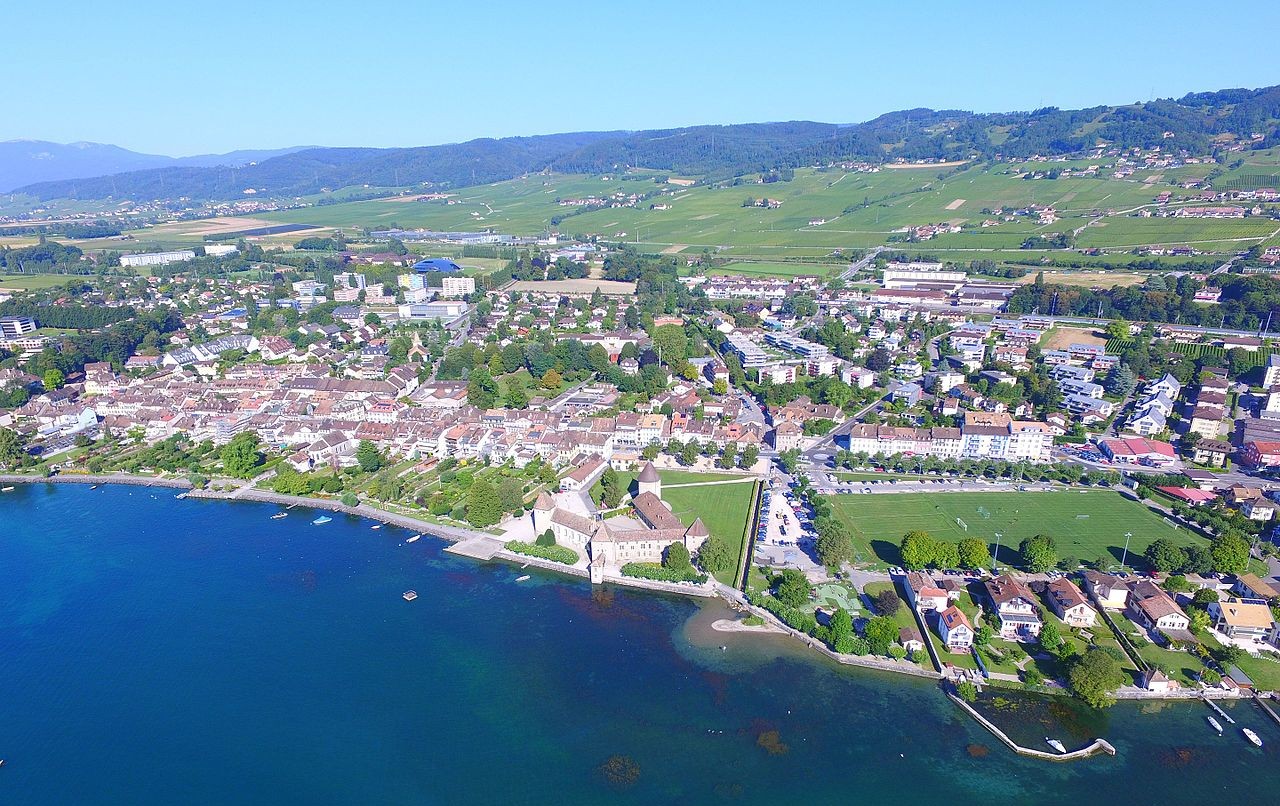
[1144,538,1187,572]
[958,536,991,570]
[874,589,901,617]
[1039,620,1065,656]
[467,367,499,409]
[651,324,688,364]
[814,518,852,567]
[777,449,800,474]
[679,441,700,466]
[697,539,732,574]
[1068,648,1125,709]
[1210,532,1250,575]
[739,444,759,470]
[497,477,525,513]
[503,376,529,409]
[864,616,898,655]
[535,529,556,547]
[220,432,263,479]
[1105,318,1131,341]
[356,440,383,473]
[956,680,978,703]
[1104,363,1137,397]
[599,467,624,508]
[1180,543,1213,575]
[340,492,360,507]
[1019,534,1058,573]
[774,569,811,609]
[43,368,65,390]
[1191,587,1220,609]
[830,607,853,642]
[540,368,562,390]
[465,478,503,528]
[664,542,693,572]
[0,427,25,468]
[900,530,937,570]
[712,378,728,395]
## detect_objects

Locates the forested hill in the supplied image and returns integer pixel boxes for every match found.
[15,85,1280,202]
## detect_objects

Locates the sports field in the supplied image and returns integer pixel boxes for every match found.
[662,479,757,585]
[826,490,1200,569]
[0,273,89,290]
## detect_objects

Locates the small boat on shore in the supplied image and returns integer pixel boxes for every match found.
[406,534,421,543]
[516,575,531,582]
[1244,728,1263,748]
[402,590,418,601]
[1046,738,1067,754]
[271,513,287,520]
[1208,716,1223,734]
[312,515,332,525]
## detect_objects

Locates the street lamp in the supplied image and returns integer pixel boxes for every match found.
[992,532,1003,574]
[1120,532,1133,570]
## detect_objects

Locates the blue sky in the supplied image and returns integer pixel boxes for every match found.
[5,0,1279,155]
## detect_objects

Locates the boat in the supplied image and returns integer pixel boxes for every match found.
[0,486,14,492]
[89,484,100,490]
[1046,738,1067,754]
[1244,728,1263,748]
[1208,716,1223,734]
[371,524,382,530]
[402,590,418,601]
[1205,696,1235,724]
[312,516,332,525]
[406,534,421,543]
[516,575,531,582]
[271,513,287,520]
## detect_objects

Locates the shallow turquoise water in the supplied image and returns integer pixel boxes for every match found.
[2,484,1277,804]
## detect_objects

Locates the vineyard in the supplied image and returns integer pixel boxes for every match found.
[1106,338,1275,366]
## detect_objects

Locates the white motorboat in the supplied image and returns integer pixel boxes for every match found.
[516,575,531,582]
[406,534,421,543]
[1243,728,1263,748]
[1046,738,1067,754]
[1208,716,1223,734]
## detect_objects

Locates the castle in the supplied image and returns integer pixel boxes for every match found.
[531,461,710,583]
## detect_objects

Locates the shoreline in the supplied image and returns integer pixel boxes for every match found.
[6,474,1262,710]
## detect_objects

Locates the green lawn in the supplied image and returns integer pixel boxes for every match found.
[1112,614,1208,686]
[592,469,750,503]
[1200,633,1280,692]
[0,273,91,290]
[661,479,758,586]
[826,490,1201,570]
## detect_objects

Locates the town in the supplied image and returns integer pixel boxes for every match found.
[5,227,1280,724]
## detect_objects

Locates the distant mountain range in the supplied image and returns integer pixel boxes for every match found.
[9,85,1280,203]
[0,141,314,193]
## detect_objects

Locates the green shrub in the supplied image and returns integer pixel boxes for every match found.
[620,562,707,584]
[504,540,578,565]
[535,529,555,547]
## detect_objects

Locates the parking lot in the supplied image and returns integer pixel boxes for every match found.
[752,482,822,574]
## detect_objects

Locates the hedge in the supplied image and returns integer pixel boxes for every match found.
[620,562,708,584]
[505,540,578,565]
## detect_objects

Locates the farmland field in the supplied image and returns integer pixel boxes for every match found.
[0,273,93,290]
[825,490,1201,569]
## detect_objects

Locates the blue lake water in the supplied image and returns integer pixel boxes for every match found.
[2,483,1278,804]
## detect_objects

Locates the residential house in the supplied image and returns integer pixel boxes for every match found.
[1045,578,1098,628]
[983,574,1043,641]
[936,605,974,651]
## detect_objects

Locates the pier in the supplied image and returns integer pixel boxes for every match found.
[1253,692,1280,728]
[947,692,1117,762]
[1204,696,1235,724]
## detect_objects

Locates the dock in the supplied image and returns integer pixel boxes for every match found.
[445,535,504,561]
[1253,692,1280,728]
[1204,696,1235,724]
[947,692,1116,762]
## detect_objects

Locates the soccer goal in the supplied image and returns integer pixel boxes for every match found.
[956,518,968,532]
[976,506,991,520]
[1075,514,1090,519]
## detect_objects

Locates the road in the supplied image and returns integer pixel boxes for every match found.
[802,393,888,461]
[840,246,888,281]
